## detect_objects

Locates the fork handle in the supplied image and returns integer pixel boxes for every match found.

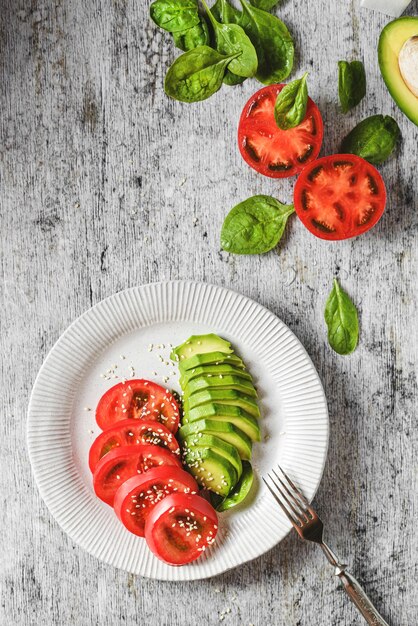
[336,569,390,625]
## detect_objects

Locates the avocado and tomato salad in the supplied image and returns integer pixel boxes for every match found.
[379,17,418,127]
[171,334,259,509]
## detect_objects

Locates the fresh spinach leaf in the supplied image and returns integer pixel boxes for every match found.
[202,0,258,78]
[238,0,294,84]
[221,195,294,254]
[211,0,242,24]
[249,0,279,10]
[341,114,400,164]
[324,279,359,355]
[338,60,366,113]
[172,18,210,51]
[150,0,200,33]
[164,45,238,102]
[223,70,246,85]
[274,72,308,130]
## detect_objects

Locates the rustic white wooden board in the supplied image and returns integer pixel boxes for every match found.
[1,0,417,624]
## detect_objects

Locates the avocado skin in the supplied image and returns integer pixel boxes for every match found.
[378,17,418,127]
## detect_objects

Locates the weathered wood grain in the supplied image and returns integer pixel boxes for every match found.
[1,0,417,624]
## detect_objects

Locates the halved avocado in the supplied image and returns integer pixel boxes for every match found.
[178,419,253,460]
[183,447,237,496]
[184,375,257,398]
[183,433,242,478]
[179,351,244,373]
[180,364,252,386]
[217,461,254,512]
[183,389,261,419]
[184,404,261,442]
[171,334,232,362]
[378,17,418,127]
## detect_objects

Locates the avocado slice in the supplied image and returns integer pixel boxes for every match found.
[184,375,257,398]
[183,447,237,496]
[217,461,254,512]
[183,433,242,479]
[171,334,233,362]
[178,419,253,460]
[378,17,418,127]
[184,404,261,442]
[179,351,244,373]
[180,364,252,387]
[183,389,261,419]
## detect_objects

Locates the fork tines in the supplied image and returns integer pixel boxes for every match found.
[263,465,313,528]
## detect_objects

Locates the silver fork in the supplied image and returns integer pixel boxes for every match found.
[263,466,390,626]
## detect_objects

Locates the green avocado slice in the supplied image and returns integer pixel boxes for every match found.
[180,364,252,387]
[178,419,253,460]
[183,433,242,479]
[183,388,261,418]
[183,447,237,496]
[184,375,257,398]
[179,351,244,373]
[184,404,261,442]
[378,17,418,127]
[171,334,233,362]
[217,461,254,512]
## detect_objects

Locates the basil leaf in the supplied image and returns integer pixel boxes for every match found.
[338,60,366,113]
[324,279,359,355]
[274,72,308,130]
[341,114,400,165]
[172,18,210,51]
[238,0,294,84]
[165,45,238,102]
[202,0,258,78]
[150,0,200,33]
[221,195,294,254]
[249,0,279,10]
[211,0,242,24]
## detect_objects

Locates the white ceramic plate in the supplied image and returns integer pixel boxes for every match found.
[27,281,328,581]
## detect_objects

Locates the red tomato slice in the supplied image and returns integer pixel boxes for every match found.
[96,380,180,433]
[294,154,387,240]
[238,84,324,179]
[114,466,198,537]
[89,419,181,473]
[144,493,218,565]
[93,444,181,505]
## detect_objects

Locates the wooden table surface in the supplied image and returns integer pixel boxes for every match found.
[1,0,417,624]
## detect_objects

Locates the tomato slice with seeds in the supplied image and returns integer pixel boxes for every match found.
[89,419,180,473]
[114,466,198,537]
[294,154,387,240]
[96,379,180,433]
[93,444,182,505]
[238,84,324,179]
[145,493,218,565]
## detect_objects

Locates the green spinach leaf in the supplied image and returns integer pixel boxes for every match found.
[172,18,210,51]
[324,279,359,355]
[341,114,400,164]
[150,0,200,33]
[165,45,238,102]
[238,0,294,84]
[211,0,242,24]
[223,70,246,85]
[249,0,279,10]
[202,0,258,78]
[220,195,294,254]
[338,60,366,113]
[274,72,308,130]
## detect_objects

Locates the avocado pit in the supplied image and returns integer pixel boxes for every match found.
[399,35,418,97]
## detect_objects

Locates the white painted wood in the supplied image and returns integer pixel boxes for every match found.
[1,0,417,624]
